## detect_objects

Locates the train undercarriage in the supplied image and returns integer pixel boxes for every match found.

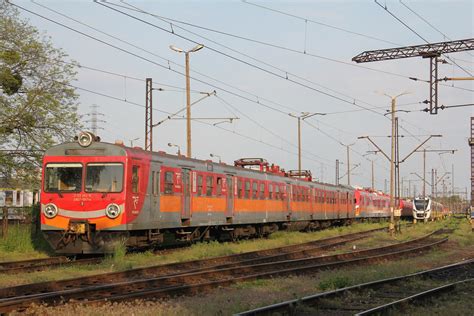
[43,218,374,255]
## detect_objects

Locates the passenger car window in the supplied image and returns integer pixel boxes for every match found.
[244,180,250,199]
[164,171,174,195]
[206,176,213,196]
[197,175,203,196]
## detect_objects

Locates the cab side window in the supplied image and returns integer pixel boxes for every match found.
[132,165,140,193]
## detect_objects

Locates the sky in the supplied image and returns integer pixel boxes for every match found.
[10,0,474,199]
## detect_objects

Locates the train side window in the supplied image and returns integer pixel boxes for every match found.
[259,183,265,200]
[252,181,258,199]
[206,176,213,196]
[155,171,160,196]
[164,171,174,195]
[244,180,250,199]
[237,179,242,198]
[217,177,223,196]
[269,183,273,199]
[152,172,156,195]
[275,185,280,200]
[132,165,140,193]
[197,175,203,196]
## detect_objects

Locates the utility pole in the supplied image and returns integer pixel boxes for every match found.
[289,112,326,175]
[170,44,204,158]
[359,92,413,235]
[336,159,340,186]
[414,149,456,197]
[423,149,426,198]
[145,78,153,151]
[469,117,474,207]
[371,160,375,190]
[346,143,355,186]
[431,169,435,198]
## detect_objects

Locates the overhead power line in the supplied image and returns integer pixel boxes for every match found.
[97,1,437,142]
[399,0,474,59]
[241,0,400,46]
[14,1,436,167]
[96,1,396,117]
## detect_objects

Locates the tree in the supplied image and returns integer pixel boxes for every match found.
[0,1,80,188]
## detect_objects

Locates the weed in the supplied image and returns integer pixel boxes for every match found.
[318,275,351,291]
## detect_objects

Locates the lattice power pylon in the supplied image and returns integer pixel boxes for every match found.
[145,78,153,151]
[84,104,105,135]
[352,38,474,115]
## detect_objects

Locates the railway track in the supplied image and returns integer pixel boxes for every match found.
[0,226,388,275]
[0,256,102,274]
[237,258,473,315]
[0,229,445,313]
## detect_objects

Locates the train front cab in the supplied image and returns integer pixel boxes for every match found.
[40,140,142,254]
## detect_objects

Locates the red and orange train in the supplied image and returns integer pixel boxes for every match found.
[41,132,408,254]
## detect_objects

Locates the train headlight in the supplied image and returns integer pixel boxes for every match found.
[43,203,58,219]
[78,131,94,147]
[105,203,121,219]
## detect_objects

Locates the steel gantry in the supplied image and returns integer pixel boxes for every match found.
[352,38,474,115]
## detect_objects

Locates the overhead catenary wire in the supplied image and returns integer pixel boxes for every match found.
[96,1,437,144]
[374,0,473,77]
[23,1,406,142]
[29,1,298,114]
[399,0,474,59]
[7,3,335,169]
[215,95,334,164]
[241,0,401,47]
[96,1,393,117]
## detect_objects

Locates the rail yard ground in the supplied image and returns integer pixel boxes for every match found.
[1,218,472,315]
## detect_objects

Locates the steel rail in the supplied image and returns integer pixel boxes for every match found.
[356,278,474,315]
[0,232,446,313]
[81,236,447,307]
[0,227,382,299]
[0,256,102,274]
[237,257,473,316]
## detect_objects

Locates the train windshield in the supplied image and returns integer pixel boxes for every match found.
[85,163,123,193]
[44,163,83,192]
[414,199,428,211]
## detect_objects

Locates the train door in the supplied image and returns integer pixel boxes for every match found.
[181,169,191,220]
[150,163,161,222]
[346,192,350,218]
[336,191,340,219]
[286,183,292,219]
[226,175,234,218]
